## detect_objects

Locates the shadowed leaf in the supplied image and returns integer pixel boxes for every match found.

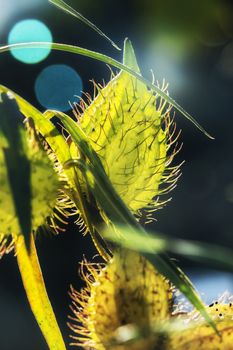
[0,93,31,249]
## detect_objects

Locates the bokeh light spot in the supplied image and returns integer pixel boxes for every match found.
[8,19,52,64]
[35,64,83,112]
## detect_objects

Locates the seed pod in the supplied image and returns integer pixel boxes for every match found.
[73,39,181,222]
[68,249,172,349]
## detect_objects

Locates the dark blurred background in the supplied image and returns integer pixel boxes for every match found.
[0,0,233,349]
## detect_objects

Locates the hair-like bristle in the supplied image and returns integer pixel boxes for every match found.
[0,233,14,258]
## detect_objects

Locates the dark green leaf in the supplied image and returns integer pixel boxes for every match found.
[0,93,31,249]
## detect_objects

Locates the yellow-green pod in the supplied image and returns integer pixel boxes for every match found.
[69,249,172,349]
[73,39,180,220]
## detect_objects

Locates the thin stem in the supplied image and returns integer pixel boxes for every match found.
[15,234,66,350]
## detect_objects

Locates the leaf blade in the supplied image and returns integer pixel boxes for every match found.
[103,226,233,273]
[49,0,121,50]
[0,41,214,139]
[16,235,66,350]
[0,93,31,248]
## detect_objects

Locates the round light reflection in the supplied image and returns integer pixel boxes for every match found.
[35,64,83,112]
[8,19,52,64]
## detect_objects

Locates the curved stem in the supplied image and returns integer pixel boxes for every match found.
[15,234,66,350]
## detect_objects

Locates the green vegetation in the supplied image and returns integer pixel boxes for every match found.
[0,1,232,349]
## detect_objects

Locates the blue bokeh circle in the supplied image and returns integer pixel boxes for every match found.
[35,64,83,112]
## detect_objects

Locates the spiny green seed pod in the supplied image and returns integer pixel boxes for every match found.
[0,93,59,253]
[68,249,172,349]
[72,39,181,222]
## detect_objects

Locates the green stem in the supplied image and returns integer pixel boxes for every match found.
[16,235,66,350]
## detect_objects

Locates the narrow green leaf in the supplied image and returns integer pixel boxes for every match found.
[0,41,214,139]
[49,0,121,50]
[103,226,233,272]
[16,235,66,350]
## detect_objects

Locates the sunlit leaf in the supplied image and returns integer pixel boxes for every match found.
[16,235,66,350]
[0,41,213,139]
